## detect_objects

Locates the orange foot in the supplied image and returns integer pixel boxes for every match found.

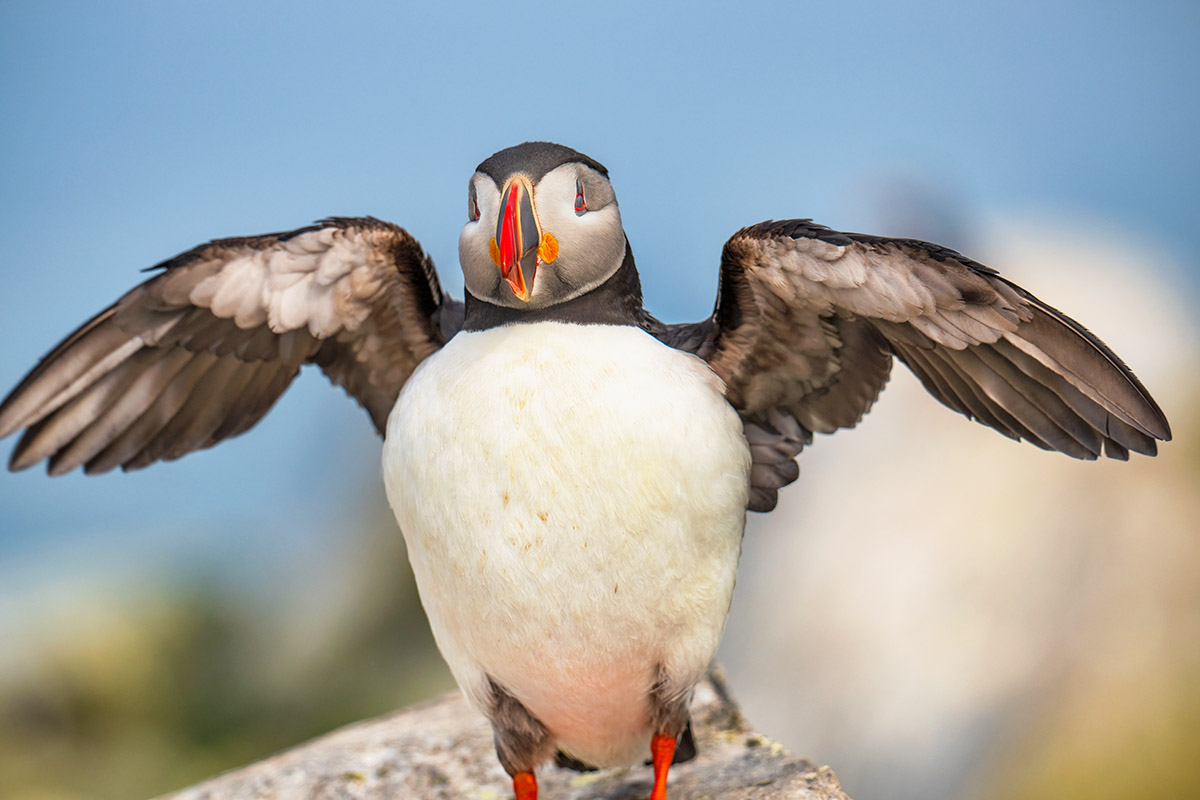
[649,733,676,800]
[513,770,537,800]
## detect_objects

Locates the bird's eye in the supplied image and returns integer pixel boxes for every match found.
[468,184,480,222]
[574,177,587,216]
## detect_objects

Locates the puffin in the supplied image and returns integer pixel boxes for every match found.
[0,142,1171,800]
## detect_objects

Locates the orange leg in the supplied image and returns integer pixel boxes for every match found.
[649,733,676,800]
[513,770,537,800]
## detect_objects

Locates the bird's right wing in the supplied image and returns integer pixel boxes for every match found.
[0,217,464,475]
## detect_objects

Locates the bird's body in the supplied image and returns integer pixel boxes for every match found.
[0,142,1172,799]
[385,321,748,767]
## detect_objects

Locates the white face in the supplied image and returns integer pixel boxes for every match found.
[458,162,626,310]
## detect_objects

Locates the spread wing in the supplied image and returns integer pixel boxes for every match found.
[660,219,1172,512]
[0,217,464,475]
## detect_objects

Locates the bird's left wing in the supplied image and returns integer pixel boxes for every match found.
[659,219,1171,512]
[0,217,464,475]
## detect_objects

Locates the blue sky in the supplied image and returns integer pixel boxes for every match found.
[1,1,1197,583]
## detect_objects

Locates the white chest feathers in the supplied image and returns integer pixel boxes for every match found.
[382,322,750,766]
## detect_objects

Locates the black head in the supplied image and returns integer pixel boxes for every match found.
[476,142,609,186]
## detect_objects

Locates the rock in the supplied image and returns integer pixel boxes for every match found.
[160,667,851,800]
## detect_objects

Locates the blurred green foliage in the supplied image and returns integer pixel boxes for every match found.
[0,497,453,799]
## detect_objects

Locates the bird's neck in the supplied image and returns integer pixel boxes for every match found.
[462,243,651,331]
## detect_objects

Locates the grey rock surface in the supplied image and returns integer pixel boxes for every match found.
[161,669,851,800]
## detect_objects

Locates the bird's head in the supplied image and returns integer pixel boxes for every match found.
[459,142,627,309]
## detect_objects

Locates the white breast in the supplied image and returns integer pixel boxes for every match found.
[383,322,750,767]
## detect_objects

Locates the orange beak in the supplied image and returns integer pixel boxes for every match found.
[489,178,557,302]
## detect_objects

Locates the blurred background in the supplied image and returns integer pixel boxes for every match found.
[1,2,1197,799]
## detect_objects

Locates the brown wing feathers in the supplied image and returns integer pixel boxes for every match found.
[0,217,457,475]
[1,205,1170,505]
[666,219,1170,510]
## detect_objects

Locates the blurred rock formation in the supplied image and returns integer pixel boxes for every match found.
[162,668,851,800]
